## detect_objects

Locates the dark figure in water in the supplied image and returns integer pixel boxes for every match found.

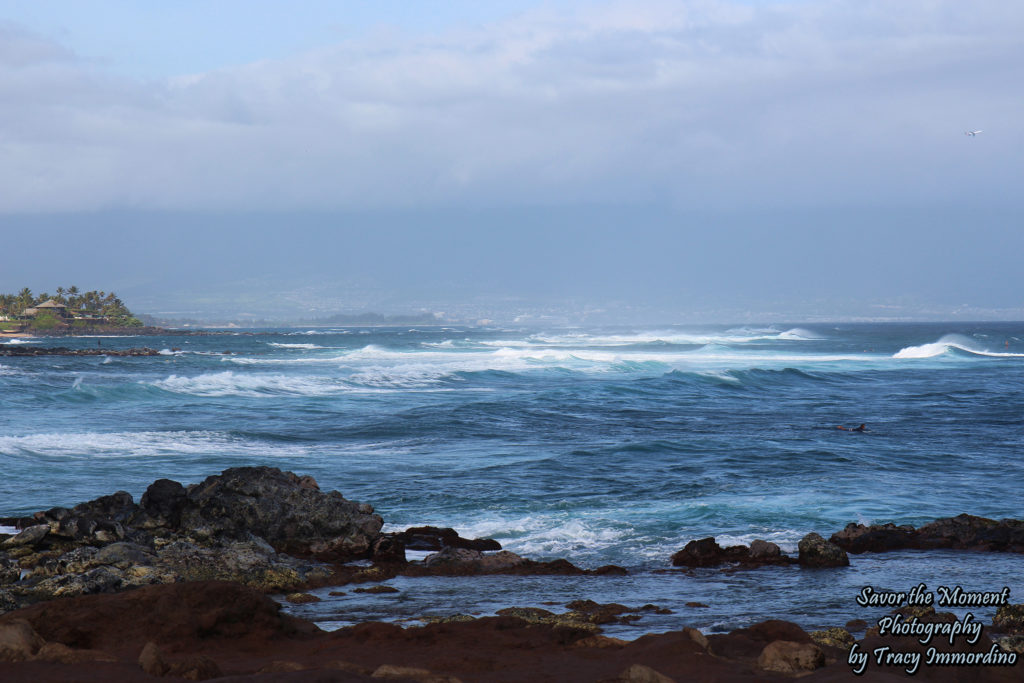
[836,424,868,432]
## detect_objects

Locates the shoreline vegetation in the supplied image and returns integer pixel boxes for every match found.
[0,287,446,336]
[0,286,143,336]
[1,467,1022,680]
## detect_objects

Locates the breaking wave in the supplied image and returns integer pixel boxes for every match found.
[476,328,819,349]
[0,430,311,459]
[150,371,346,397]
[894,334,1024,359]
[778,328,823,340]
[433,515,636,562]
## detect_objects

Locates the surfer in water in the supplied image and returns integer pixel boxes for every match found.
[836,424,868,432]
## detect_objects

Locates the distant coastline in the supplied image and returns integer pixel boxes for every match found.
[137,311,445,329]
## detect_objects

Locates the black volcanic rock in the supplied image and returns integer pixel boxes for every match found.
[829,514,1024,554]
[138,479,188,529]
[829,522,916,553]
[797,533,849,568]
[391,525,502,552]
[671,537,793,568]
[0,347,162,357]
[0,467,385,612]
[177,467,383,558]
[916,514,1024,551]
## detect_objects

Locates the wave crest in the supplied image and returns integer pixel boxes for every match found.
[894,334,1024,359]
[778,328,822,340]
[151,371,343,397]
[0,429,312,458]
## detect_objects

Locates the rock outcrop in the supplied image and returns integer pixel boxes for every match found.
[0,467,629,615]
[0,346,163,357]
[0,467,382,612]
[390,525,502,552]
[671,537,793,568]
[1,579,1019,681]
[171,467,382,557]
[796,533,849,568]
[830,514,1024,554]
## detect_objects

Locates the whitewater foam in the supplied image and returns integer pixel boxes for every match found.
[712,530,804,554]
[478,329,798,348]
[0,430,311,459]
[230,339,882,382]
[894,334,1024,359]
[439,515,634,561]
[778,328,823,340]
[150,371,345,397]
[268,342,325,349]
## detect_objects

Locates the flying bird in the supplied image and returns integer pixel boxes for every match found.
[965,130,983,136]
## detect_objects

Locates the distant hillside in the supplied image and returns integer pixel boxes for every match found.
[135,311,443,328]
[311,311,442,325]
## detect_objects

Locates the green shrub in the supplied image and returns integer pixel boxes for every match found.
[28,313,59,331]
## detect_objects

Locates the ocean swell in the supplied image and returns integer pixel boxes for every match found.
[894,334,1024,359]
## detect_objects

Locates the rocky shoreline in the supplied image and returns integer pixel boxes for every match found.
[2,467,1023,681]
[0,346,169,357]
[0,326,198,338]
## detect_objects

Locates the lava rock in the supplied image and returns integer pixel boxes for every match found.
[797,533,849,568]
[994,604,1024,634]
[391,526,501,552]
[757,640,825,674]
[671,537,792,568]
[178,467,384,558]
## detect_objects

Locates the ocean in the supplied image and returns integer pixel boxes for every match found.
[2,322,1023,636]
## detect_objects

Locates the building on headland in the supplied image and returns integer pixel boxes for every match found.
[34,300,68,314]
[21,300,69,320]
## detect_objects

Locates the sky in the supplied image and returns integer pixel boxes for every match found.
[1,0,1022,322]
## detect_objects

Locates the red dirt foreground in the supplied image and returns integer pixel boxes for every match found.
[0,580,1021,682]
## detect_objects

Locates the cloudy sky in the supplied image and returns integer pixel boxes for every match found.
[1,0,1021,322]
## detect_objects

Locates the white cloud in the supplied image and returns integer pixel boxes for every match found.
[1,1,1022,213]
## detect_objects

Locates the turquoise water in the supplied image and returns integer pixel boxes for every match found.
[2,323,1023,632]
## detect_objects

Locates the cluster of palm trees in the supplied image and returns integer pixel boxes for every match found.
[0,286,137,323]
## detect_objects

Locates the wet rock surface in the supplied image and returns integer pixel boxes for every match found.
[0,467,626,616]
[0,346,164,357]
[668,534,850,571]
[0,467,382,612]
[830,514,1024,554]
[671,537,794,568]
[11,579,1009,681]
[672,514,1024,574]
[390,526,503,552]
[3,473,1024,681]
[797,533,850,568]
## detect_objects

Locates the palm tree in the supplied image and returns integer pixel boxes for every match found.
[16,288,32,313]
